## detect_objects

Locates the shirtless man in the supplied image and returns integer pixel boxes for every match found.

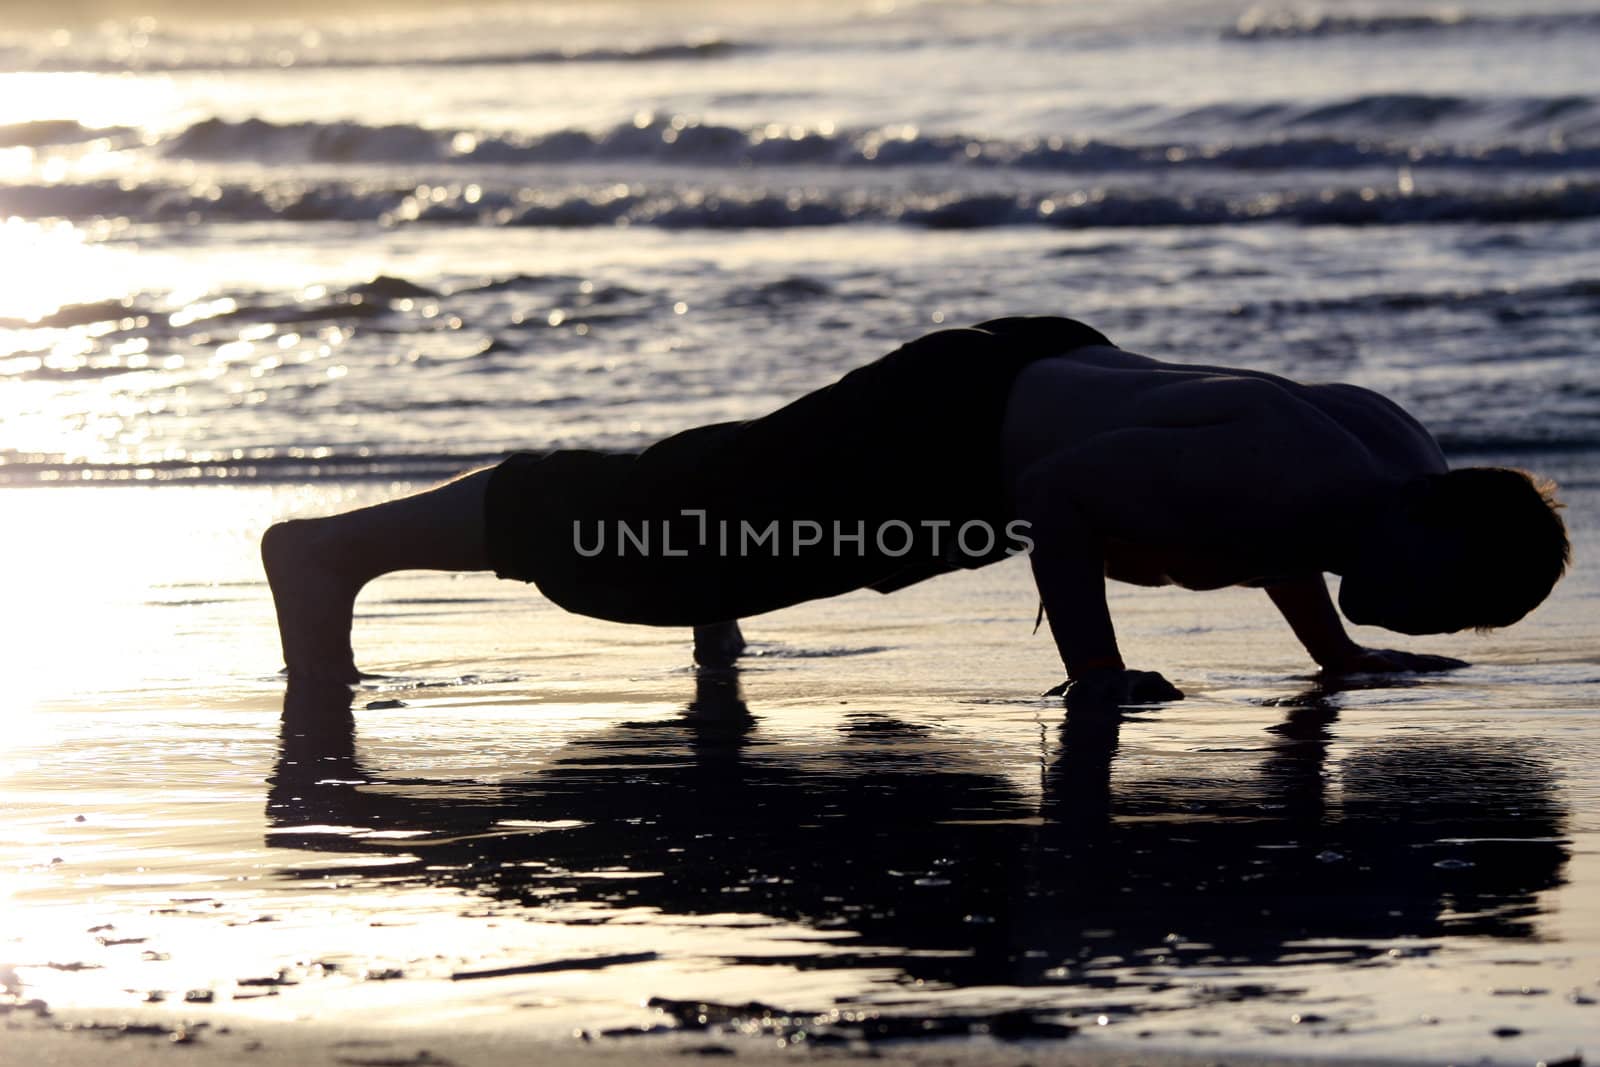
[263,317,1570,704]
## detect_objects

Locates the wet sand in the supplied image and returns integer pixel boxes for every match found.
[0,1016,1464,1067]
[3,463,1597,1066]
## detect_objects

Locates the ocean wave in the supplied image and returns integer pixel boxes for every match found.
[724,275,833,308]
[0,297,150,330]
[1429,432,1600,456]
[5,425,1595,486]
[0,449,513,486]
[407,38,742,68]
[21,270,1592,349]
[1227,7,1600,40]
[1227,277,1600,319]
[0,119,135,148]
[0,179,397,223]
[1164,93,1599,138]
[5,37,746,74]
[9,423,1598,487]
[151,112,1600,171]
[462,111,1600,166]
[0,272,643,339]
[167,117,447,163]
[9,177,1600,230]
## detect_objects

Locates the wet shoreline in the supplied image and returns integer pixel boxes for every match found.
[4,480,1597,1066]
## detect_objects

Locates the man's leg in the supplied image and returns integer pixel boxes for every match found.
[264,466,751,681]
[262,467,495,682]
[693,620,746,668]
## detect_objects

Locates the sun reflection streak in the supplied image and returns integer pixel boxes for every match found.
[0,219,145,324]
[0,486,286,716]
[0,73,185,132]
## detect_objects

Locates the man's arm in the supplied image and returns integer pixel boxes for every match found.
[1025,497,1124,678]
[1266,575,1467,674]
[1015,456,1182,707]
[1265,575,1362,669]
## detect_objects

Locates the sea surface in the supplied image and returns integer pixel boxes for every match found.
[2,0,1598,1062]
[3,0,1600,479]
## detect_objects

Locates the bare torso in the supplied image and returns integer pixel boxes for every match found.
[1000,346,1448,591]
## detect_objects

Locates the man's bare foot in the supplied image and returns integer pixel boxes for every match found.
[693,620,746,668]
[262,519,366,684]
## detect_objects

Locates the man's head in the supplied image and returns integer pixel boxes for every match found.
[1338,467,1570,635]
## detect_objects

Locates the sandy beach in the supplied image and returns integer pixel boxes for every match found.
[4,469,1596,1066]
[2,1015,1495,1067]
[3,1013,1478,1067]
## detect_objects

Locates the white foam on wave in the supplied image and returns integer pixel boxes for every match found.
[8,174,1600,231]
[1227,7,1600,41]
[144,104,1600,171]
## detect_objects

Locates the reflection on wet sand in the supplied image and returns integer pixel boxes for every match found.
[268,671,1568,1038]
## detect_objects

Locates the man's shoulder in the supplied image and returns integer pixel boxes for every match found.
[1305,379,1403,407]
[1299,382,1447,471]
[1299,380,1420,429]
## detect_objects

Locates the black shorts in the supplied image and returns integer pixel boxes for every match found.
[483,316,1112,626]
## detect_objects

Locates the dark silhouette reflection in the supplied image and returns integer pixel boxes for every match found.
[269,673,1569,1013]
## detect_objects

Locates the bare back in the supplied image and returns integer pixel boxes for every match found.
[1000,346,1448,590]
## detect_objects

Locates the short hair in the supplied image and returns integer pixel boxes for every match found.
[1409,467,1570,631]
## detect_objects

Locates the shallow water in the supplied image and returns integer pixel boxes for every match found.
[3,479,1598,1062]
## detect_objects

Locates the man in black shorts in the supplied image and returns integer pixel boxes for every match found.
[263,316,1569,705]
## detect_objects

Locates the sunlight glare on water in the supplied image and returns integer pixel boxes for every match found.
[3,486,299,711]
[0,71,184,130]
[0,219,149,324]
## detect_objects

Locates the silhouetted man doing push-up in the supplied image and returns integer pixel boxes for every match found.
[263,316,1570,704]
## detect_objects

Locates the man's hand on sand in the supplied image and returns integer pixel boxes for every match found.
[1047,669,1184,710]
[1320,647,1468,675]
